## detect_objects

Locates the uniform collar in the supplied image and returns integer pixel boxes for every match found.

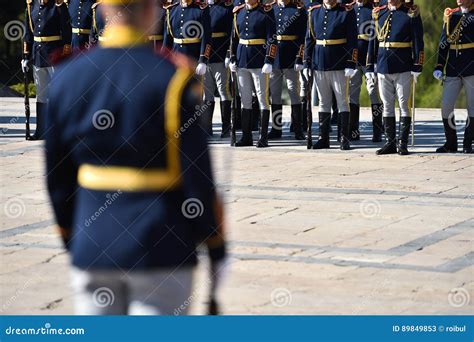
[460,6,470,13]
[100,25,147,48]
[278,0,290,7]
[388,2,402,11]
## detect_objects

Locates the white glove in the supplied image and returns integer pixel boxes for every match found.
[411,71,422,83]
[261,63,272,74]
[303,68,312,80]
[229,62,237,73]
[21,59,29,73]
[433,70,443,81]
[294,64,304,72]
[366,72,376,84]
[195,62,207,76]
[224,57,230,68]
[344,68,357,79]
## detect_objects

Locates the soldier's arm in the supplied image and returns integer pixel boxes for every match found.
[366,17,378,73]
[178,71,226,260]
[410,8,424,73]
[303,13,315,69]
[295,8,307,65]
[57,0,72,55]
[45,74,78,248]
[230,13,239,61]
[345,8,358,69]
[264,7,277,65]
[24,2,34,61]
[435,21,449,72]
[199,7,212,64]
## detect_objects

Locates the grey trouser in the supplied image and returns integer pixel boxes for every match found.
[71,267,193,315]
[378,72,412,118]
[441,75,474,119]
[349,66,381,105]
[270,69,301,105]
[237,68,270,110]
[203,63,232,102]
[314,70,349,113]
[299,73,319,106]
[33,66,54,103]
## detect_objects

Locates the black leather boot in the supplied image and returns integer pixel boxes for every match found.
[371,103,383,143]
[268,104,283,139]
[291,104,305,140]
[256,109,270,148]
[235,96,242,130]
[220,100,231,138]
[202,101,215,137]
[340,111,351,150]
[376,116,397,155]
[301,97,308,131]
[330,93,338,125]
[312,112,331,149]
[398,116,411,155]
[235,108,253,146]
[251,96,260,131]
[463,116,473,153]
[349,103,360,141]
[29,102,46,141]
[436,118,458,153]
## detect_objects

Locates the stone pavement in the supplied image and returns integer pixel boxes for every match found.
[0,97,473,315]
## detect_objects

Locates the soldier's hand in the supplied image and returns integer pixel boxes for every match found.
[224,57,230,68]
[411,71,422,83]
[195,62,208,76]
[344,68,357,79]
[21,59,29,73]
[294,64,304,72]
[261,63,272,74]
[229,62,237,73]
[303,68,312,80]
[433,70,444,81]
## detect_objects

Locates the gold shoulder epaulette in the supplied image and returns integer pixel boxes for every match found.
[443,7,459,23]
[372,5,385,19]
[91,1,101,8]
[308,4,321,11]
[233,3,245,13]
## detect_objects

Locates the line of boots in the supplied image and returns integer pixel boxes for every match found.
[268,104,305,140]
[312,111,351,150]
[436,116,473,154]
[376,116,411,155]
[235,108,270,148]
[348,103,383,143]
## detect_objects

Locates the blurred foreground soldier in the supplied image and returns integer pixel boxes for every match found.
[68,0,96,50]
[267,0,307,141]
[348,0,383,142]
[163,0,212,76]
[303,0,358,150]
[202,0,234,137]
[433,0,474,154]
[367,0,424,155]
[22,0,72,140]
[230,0,277,147]
[46,0,226,315]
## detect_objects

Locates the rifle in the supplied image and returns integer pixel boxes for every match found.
[23,63,31,140]
[302,71,313,149]
[230,71,238,146]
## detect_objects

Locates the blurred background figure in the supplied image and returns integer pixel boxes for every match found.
[45,0,226,315]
